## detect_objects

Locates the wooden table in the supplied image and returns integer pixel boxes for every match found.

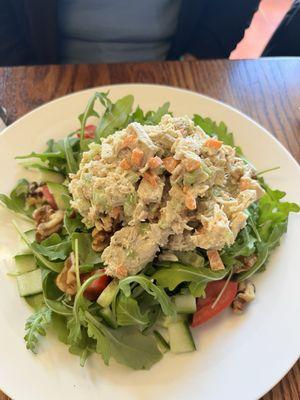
[0,59,299,400]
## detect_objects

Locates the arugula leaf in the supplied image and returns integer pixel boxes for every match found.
[42,271,73,316]
[129,106,146,123]
[68,273,102,345]
[153,262,229,291]
[31,234,71,261]
[221,227,256,268]
[13,221,64,272]
[85,311,162,370]
[68,325,94,367]
[144,102,170,124]
[119,275,175,316]
[189,281,207,297]
[116,293,149,326]
[51,313,69,344]
[63,137,78,173]
[24,307,52,353]
[64,209,86,235]
[78,92,106,149]
[258,178,300,242]
[16,151,65,162]
[0,179,33,219]
[129,102,170,125]
[20,162,63,175]
[16,137,79,174]
[193,115,243,155]
[96,94,134,139]
[71,233,101,265]
[86,317,111,365]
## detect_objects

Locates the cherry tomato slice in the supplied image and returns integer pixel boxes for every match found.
[41,185,57,209]
[81,272,111,301]
[76,124,96,139]
[191,280,238,327]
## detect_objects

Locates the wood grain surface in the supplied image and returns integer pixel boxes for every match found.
[0,59,299,400]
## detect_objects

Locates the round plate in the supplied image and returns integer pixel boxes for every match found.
[0,84,299,400]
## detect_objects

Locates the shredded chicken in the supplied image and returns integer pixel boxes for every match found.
[207,249,225,271]
[69,115,264,278]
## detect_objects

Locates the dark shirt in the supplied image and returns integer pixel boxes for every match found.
[0,0,261,66]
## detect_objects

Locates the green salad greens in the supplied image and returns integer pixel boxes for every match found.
[1,92,299,370]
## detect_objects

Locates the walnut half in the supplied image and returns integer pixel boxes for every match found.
[232,281,256,314]
[33,205,64,242]
[91,227,111,252]
[56,253,77,295]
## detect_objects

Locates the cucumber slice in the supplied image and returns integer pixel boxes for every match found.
[17,269,42,297]
[99,307,118,328]
[154,326,170,344]
[39,170,65,184]
[10,254,37,275]
[25,293,45,310]
[46,182,70,210]
[159,313,188,328]
[97,279,119,308]
[153,330,170,353]
[173,294,197,314]
[168,321,196,354]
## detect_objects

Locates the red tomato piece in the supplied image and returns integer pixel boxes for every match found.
[191,280,238,328]
[81,272,111,301]
[76,124,96,139]
[41,185,57,209]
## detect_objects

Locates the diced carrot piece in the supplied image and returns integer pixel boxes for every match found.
[204,138,223,150]
[111,206,121,219]
[207,250,225,271]
[120,158,131,170]
[182,185,189,194]
[185,159,201,172]
[131,148,144,167]
[162,157,180,173]
[116,265,128,279]
[239,177,250,190]
[185,192,197,210]
[148,156,162,169]
[143,171,158,187]
[120,134,137,149]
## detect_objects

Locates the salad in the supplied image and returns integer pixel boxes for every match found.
[0,92,299,370]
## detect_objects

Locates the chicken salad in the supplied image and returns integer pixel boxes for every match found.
[0,92,299,370]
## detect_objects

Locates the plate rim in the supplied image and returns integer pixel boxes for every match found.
[0,83,299,400]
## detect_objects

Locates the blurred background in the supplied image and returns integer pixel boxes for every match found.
[0,0,299,66]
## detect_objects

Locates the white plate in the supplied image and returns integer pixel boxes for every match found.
[0,84,299,400]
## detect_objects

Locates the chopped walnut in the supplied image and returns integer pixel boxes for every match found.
[26,182,44,207]
[33,205,64,242]
[91,227,111,252]
[56,253,77,295]
[235,254,258,273]
[232,281,256,313]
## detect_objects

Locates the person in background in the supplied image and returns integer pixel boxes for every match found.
[0,0,262,66]
[262,0,300,57]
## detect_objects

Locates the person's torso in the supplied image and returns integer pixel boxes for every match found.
[58,0,181,63]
